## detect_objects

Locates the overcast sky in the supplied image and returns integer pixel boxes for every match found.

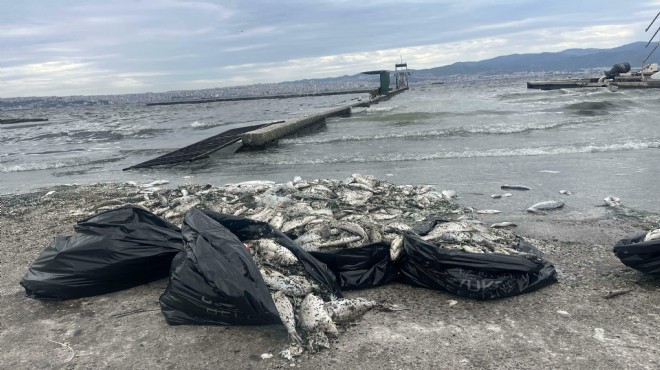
[2,1,659,97]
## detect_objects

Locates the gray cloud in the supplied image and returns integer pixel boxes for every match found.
[1,0,658,96]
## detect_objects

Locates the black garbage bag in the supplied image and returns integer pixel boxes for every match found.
[195,209,342,297]
[159,208,342,325]
[613,234,660,275]
[310,242,397,291]
[20,206,184,300]
[397,233,558,299]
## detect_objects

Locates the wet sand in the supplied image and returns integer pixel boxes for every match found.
[1,183,659,369]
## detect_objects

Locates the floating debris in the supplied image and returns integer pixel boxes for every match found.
[604,196,623,208]
[490,222,517,229]
[501,184,531,191]
[441,190,458,201]
[476,209,502,214]
[559,190,573,195]
[527,200,564,213]
[644,229,660,242]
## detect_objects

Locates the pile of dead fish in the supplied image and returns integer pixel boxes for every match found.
[414,219,534,257]
[112,174,543,261]
[43,175,560,359]
[120,174,461,249]
[246,237,394,359]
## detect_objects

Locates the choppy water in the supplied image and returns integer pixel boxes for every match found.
[2,78,659,217]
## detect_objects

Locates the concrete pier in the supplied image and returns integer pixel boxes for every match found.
[123,87,408,170]
[241,87,408,148]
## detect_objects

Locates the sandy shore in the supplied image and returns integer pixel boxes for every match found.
[1,182,659,369]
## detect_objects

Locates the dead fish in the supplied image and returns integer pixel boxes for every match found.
[340,189,372,206]
[271,291,303,345]
[476,209,502,214]
[299,293,339,337]
[490,222,517,228]
[441,190,458,201]
[390,235,404,261]
[247,207,274,222]
[281,216,317,233]
[324,298,380,323]
[255,239,299,266]
[501,185,531,191]
[644,229,660,242]
[330,220,367,240]
[351,173,378,188]
[260,268,316,296]
[295,232,322,245]
[603,196,622,208]
[318,235,362,248]
[421,221,477,241]
[559,190,573,195]
[268,213,284,230]
[382,222,412,233]
[347,182,377,193]
[527,200,564,213]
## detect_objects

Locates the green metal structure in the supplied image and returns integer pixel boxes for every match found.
[362,70,390,95]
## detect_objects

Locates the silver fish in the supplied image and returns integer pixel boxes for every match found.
[441,190,458,200]
[347,182,377,193]
[390,235,404,261]
[476,209,502,214]
[318,235,362,248]
[421,221,476,241]
[644,229,660,242]
[527,200,564,213]
[268,213,284,230]
[604,196,622,208]
[248,206,274,222]
[271,291,303,345]
[299,293,338,337]
[255,239,299,266]
[295,232,322,245]
[260,268,317,296]
[282,216,317,233]
[490,222,517,228]
[383,222,412,233]
[330,220,367,239]
[351,173,378,188]
[324,298,380,323]
[501,185,531,191]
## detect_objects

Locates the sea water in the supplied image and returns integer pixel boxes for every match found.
[2,77,659,217]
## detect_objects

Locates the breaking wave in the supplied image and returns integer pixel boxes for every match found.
[281,118,591,144]
[262,139,660,165]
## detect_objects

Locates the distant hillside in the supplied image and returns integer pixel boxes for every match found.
[410,42,654,79]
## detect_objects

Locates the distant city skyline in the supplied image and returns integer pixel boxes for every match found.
[2,1,659,97]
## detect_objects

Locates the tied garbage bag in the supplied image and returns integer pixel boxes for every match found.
[397,233,558,299]
[613,235,660,275]
[310,242,397,291]
[159,208,341,325]
[20,206,184,300]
